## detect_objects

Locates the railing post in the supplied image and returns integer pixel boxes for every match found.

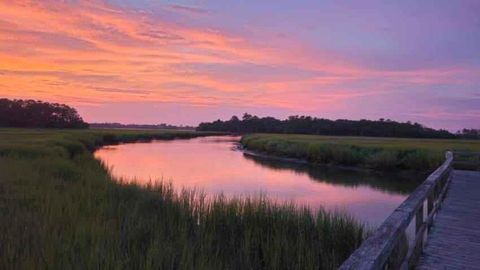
[427,192,434,223]
[416,204,423,233]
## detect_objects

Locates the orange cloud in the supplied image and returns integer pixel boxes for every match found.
[1,0,476,120]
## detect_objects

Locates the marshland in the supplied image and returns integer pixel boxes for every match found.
[5,99,480,270]
[3,126,479,269]
[0,128,365,270]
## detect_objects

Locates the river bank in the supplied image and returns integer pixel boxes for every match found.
[240,134,480,171]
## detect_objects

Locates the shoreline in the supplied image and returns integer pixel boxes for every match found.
[237,142,432,177]
[237,144,378,173]
[86,130,224,153]
[238,134,450,172]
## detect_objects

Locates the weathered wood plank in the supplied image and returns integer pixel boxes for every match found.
[416,170,480,270]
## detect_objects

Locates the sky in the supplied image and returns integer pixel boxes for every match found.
[0,0,479,130]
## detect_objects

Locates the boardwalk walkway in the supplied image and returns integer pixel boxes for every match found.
[417,170,480,269]
[339,152,480,270]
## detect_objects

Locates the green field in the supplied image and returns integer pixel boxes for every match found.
[241,134,480,171]
[0,128,363,270]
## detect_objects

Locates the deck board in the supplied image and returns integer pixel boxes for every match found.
[416,170,480,270]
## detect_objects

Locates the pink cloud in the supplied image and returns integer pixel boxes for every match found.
[0,0,478,129]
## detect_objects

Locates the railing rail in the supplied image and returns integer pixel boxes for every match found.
[340,151,454,270]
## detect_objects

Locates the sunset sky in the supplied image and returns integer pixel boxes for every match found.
[1,0,479,130]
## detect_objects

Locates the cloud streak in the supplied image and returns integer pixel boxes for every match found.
[1,0,479,129]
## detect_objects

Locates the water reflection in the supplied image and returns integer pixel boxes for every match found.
[94,136,424,227]
[242,153,425,195]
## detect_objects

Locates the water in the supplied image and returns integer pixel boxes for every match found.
[94,135,424,227]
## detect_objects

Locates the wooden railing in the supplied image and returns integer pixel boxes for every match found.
[339,151,454,270]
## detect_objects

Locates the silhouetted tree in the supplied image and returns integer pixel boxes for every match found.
[0,98,88,129]
[197,113,458,139]
[457,129,480,139]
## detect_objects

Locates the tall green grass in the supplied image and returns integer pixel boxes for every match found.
[0,128,364,269]
[241,134,480,171]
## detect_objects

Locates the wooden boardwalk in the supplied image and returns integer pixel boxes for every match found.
[417,170,480,270]
[340,152,480,270]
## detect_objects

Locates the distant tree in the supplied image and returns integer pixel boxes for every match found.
[458,129,480,139]
[242,113,253,121]
[197,113,459,139]
[0,98,88,129]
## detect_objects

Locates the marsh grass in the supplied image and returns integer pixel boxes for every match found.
[241,134,480,171]
[0,128,364,269]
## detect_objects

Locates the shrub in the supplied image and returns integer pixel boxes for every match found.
[400,150,441,170]
[329,145,363,166]
[366,150,399,170]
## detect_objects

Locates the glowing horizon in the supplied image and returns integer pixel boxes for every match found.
[1,0,479,130]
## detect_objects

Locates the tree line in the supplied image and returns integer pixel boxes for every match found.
[0,98,88,129]
[197,113,464,139]
[458,129,480,140]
